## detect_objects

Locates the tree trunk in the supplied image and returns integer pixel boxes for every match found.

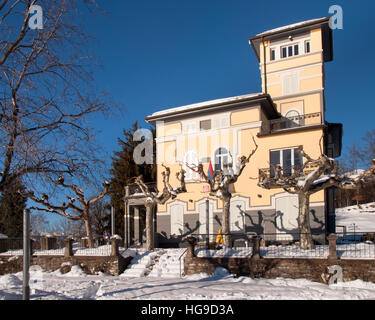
[145,202,155,251]
[84,212,95,248]
[222,194,232,247]
[298,192,314,249]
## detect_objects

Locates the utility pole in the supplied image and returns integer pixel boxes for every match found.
[22,209,30,300]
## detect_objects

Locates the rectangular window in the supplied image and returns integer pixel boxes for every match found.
[269,147,303,177]
[200,119,211,131]
[281,47,287,58]
[270,48,276,61]
[294,44,299,56]
[288,46,293,57]
[282,149,292,176]
[305,40,311,53]
[270,150,280,178]
[281,43,301,59]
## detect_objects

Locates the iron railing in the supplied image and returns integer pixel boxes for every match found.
[189,231,375,260]
[125,182,157,198]
[336,231,375,259]
[258,162,320,188]
[260,112,322,135]
[0,236,115,256]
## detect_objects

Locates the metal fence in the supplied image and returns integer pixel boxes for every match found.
[0,236,114,257]
[189,231,375,259]
[336,231,375,259]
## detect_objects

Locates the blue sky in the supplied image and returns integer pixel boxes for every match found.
[82,0,374,169]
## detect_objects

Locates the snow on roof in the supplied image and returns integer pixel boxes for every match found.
[0,233,8,239]
[255,17,328,37]
[147,92,263,119]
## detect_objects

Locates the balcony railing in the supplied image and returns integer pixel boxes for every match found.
[125,182,157,198]
[260,112,322,135]
[258,163,320,188]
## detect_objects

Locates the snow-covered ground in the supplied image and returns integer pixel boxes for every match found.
[1,204,375,300]
[2,264,375,300]
[336,202,375,233]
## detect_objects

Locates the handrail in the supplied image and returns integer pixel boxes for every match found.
[178,248,187,278]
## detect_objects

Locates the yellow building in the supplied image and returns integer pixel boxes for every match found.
[143,17,342,247]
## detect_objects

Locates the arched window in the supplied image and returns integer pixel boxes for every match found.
[214,147,229,173]
[284,110,303,128]
[183,150,199,180]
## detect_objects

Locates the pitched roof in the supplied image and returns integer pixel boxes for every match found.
[254,17,328,38]
[148,93,262,118]
[249,17,332,62]
[145,92,278,122]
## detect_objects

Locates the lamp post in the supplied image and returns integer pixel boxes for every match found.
[22,209,30,300]
[111,206,115,236]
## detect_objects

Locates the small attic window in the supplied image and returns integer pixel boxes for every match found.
[270,48,276,61]
[200,119,211,131]
[305,40,311,53]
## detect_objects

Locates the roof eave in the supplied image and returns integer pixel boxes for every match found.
[145,93,279,123]
[249,17,331,62]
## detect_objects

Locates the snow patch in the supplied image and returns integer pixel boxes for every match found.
[0,274,22,288]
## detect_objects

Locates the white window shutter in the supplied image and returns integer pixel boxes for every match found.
[283,72,299,95]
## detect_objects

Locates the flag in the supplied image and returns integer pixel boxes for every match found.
[207,160,214,185]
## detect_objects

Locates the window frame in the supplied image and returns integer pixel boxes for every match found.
[214,147,230,174]
[200,119,211,131]
[271,37,311,62]
[270,47,276,61]
[305,40,311,53]
[269,147,303,178]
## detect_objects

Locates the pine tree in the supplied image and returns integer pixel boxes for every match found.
[0,178,27,237]
[109,121,156,237]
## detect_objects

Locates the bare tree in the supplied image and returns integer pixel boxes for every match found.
[48,217,85,238]
[258,145,343,249]
[133,165,186,250]
[0,1,110,194]
[187,137,258,247]
[360,130,375,166]
[27,177,110,248]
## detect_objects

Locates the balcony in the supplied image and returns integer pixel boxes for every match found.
[124,182,157,198]
[260,112,322,135]
[258,163,320,189]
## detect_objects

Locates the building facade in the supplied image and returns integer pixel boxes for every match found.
[142,17,342,247]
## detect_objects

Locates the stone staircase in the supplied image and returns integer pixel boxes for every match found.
[148,249,186,278]
[121,248,187,278]
[120,250,159,277]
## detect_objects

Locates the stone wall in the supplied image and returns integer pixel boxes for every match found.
[183,235,375,284]
[184,256,375,284]
[0,254,132,276]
